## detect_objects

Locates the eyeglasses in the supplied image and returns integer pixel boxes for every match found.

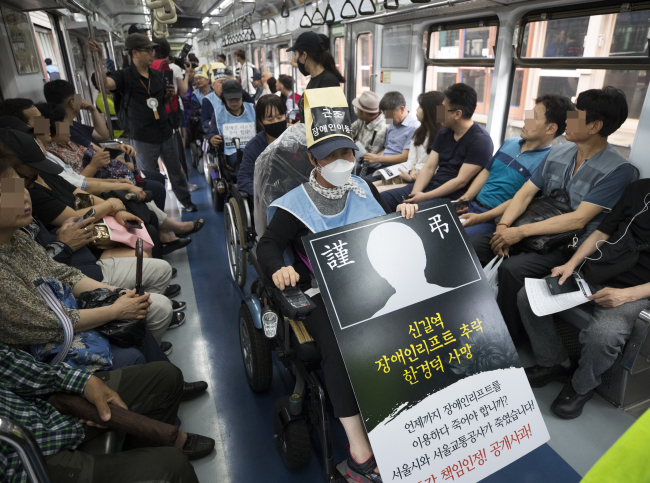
[136,48,155,54]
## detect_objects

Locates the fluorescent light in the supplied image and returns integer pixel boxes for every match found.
[203,17,210,24]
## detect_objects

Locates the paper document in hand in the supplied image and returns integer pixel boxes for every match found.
[379,162,413,180]
[525,277,592,317]
[355,141,367,163]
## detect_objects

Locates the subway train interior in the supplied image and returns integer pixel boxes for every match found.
[1,0,650,482]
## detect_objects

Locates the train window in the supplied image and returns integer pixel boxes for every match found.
[381,25,411,70]
[278,44,308,95]
[424,21,498,127]
[334,36,345,80]
[356,32,373,96]
[507,7,650,159]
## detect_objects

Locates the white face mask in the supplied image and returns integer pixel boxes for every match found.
[317,158,354,187]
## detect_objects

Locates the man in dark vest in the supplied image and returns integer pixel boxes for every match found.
[471,86,637,341]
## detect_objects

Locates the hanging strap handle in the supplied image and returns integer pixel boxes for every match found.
[384,0,399,10]
[312,3,325,25]
[340,0,357,19]
[281,0,290,18]
[358,0,377,15]
[324,0,336,24]
[300,4,313,28]
[35,281,74,366]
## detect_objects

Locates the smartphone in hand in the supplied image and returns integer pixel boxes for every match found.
[163,70,174,90]
[546,275,579,295]
[76,208,96,224]
[124,220,143,230]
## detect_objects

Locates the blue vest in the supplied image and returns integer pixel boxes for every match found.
[268,175,386,233]
[214,102,256,156]
[192,90,207,107]
[205,91,221,112]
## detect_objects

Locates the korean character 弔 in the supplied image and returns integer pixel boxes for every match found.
[460,323,473,338]
[409,321,422,338]
[391,349,406,365]
[471,318,483,332]
[441,466,455,481]
[431,355,444,373]
[376,355,390,373]
[442,330,457,345]
[405,344,420,363]
[428,335,443,351]
[415,341,430,355]
[392,468,403,480]
[449,349,461,364]
[404,366,419,385]
[418,360,433,379]
[452,463,464,477]
[460,343,473,359]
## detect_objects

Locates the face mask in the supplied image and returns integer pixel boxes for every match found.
[263,120,287,139]
[297,57,309,77]
[317,158,354,187]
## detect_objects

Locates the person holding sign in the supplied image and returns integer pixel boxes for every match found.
[205,80,256,168]
[257,87,417,483]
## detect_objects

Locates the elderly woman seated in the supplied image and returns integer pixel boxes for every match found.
[256,87,417,483]
[0,138,173,368]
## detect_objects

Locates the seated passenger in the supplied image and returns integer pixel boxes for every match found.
[471,86,637,341]
[382,83,494,211]
[207,80,256,167]
[375,91,444,192]
[362,91,420,180]
[517,179,650,419]
[459,94,575,236]
[277,74,301,123]
[0,343,214,483]
[350,90,387,156]
[202,66,255,128]
[190,67,212,113]
[0,154,172,365]
[237,94,288,199]
[257,88,416,483]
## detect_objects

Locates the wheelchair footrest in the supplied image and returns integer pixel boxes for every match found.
[289,319,314,344]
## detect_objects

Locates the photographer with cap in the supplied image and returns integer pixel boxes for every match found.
[206,80,256,167]
[89,34,197,212]
[257,87,416,483]
[286,31,345,122]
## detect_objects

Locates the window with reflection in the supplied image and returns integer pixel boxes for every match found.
[356,33,373,96]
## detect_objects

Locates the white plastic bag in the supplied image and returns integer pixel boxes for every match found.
[484,256,504,298]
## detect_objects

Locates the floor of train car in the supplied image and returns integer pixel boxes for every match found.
[159,161,640,482]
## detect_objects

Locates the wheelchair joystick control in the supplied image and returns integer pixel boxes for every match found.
[289,393,302,416]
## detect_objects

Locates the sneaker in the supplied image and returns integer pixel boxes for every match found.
[346,447,382,483]
[183,203,198,212]
[160,341,173,356]
[168,312,186,330]
[551,381,595,419]
[187,183,199,192]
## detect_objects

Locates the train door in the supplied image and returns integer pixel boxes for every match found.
[331,23,345,89]
[30,11,68,82]
[346,21,375,101]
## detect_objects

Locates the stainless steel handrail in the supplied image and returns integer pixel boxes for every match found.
[0,418,52,483]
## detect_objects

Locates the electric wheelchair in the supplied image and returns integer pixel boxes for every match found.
[236,124,345,482]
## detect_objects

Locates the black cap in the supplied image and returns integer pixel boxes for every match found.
[252,71,262,81]
[0,129,62,175]
[125,33,157,53]
[287,31,324,53]
[0,116,33,133]
[222,80,243,100]
[128,23,149,35]
[308,136,358,160]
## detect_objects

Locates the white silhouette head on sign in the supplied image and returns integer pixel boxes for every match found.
[367,222,451,318]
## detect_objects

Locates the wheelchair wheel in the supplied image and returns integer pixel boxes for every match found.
[239,303,272,392]
[274,396,311,470]
[224,200,246,286]
[230,198,248,287]
[190,142,200,169]
[204,153,213,185]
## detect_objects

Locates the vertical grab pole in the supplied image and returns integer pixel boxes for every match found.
[86,15,115,140]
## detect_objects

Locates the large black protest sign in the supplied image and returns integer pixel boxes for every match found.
[304,202,548,483]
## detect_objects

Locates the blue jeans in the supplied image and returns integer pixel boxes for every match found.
[463,201,496,237]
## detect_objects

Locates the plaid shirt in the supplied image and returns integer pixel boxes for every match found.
[0,343,90,483]
[350,113,387,155]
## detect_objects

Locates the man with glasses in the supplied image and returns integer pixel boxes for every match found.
[381,83,493,211]
[89,34,197,212]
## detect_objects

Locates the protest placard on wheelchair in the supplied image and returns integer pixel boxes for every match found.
[303,201,549,483]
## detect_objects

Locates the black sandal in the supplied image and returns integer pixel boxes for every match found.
[181,219,205,236]
[346,446,383,483]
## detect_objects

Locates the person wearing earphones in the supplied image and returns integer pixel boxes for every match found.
[517,179,650,419]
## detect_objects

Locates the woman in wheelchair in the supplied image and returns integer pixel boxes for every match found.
[207,80,255,168]
[237,95,288,200]
[257,130,417,483]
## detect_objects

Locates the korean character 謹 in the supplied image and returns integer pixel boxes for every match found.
[409,321,423,338]
[376,355,390,373]
[404,366,419,385]
[405,344,420,363]
[418,360,433,379]
[392,349,406,365]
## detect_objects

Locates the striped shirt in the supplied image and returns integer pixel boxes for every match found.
[350,113,387,155]
[0,342,90,483]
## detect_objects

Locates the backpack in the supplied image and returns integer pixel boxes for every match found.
[151,59,179,113]
[113,67,133,132]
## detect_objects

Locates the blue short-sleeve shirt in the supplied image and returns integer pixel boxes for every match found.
[381,112,421,156]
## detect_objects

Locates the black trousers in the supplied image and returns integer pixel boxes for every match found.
[45,362,197,483]
[470,234,568,342]
[303,294,359,419]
